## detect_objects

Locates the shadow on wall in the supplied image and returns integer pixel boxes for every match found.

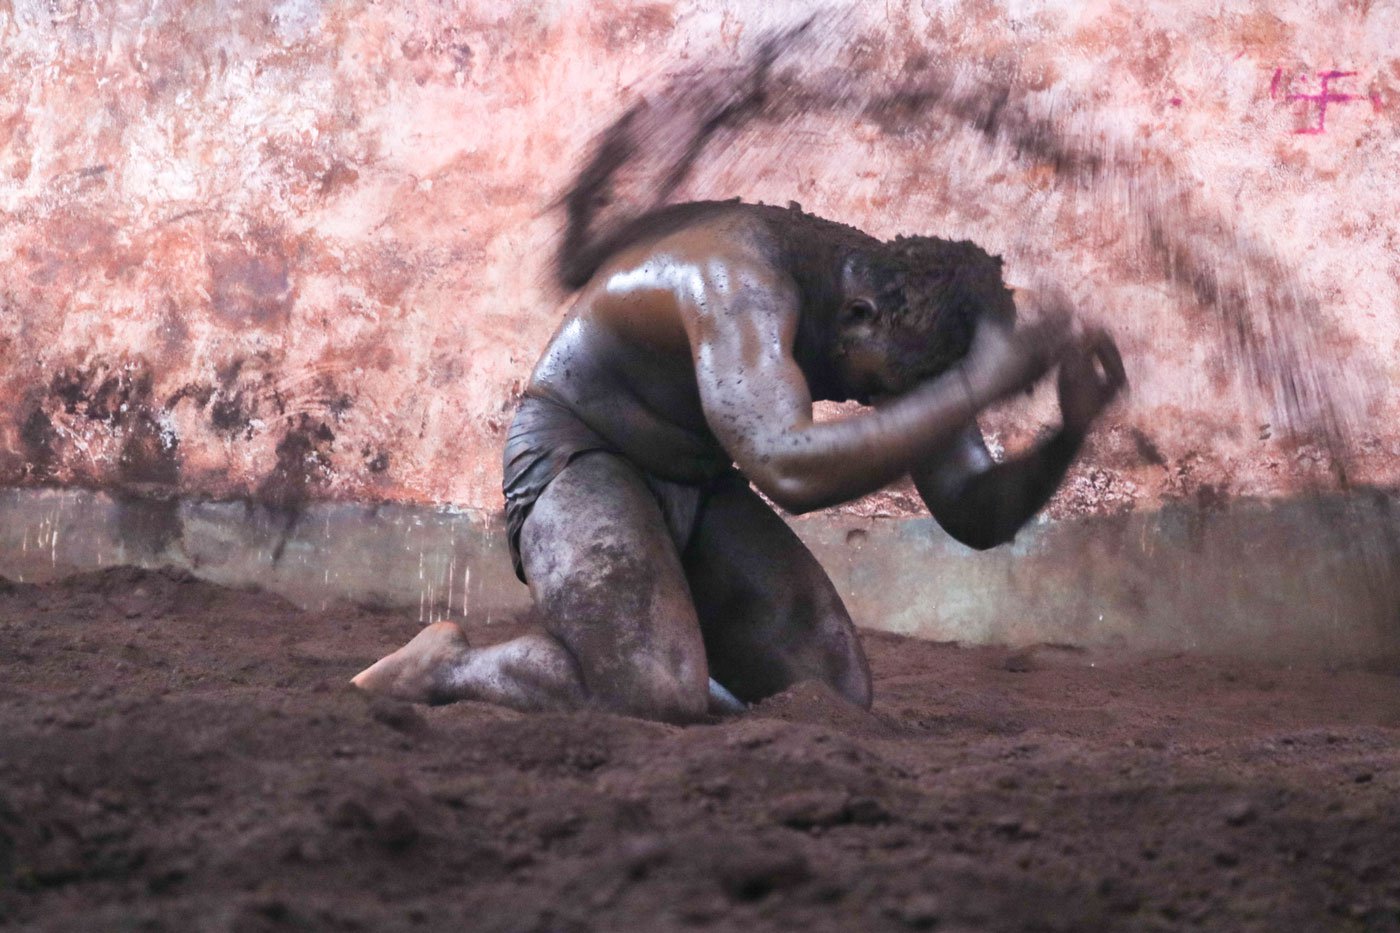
[11,358,354,565]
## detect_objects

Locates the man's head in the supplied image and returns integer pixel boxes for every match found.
[832,235,1017,401]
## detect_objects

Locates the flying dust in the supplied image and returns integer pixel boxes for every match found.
[551,13,1395,591]
[555,14,1369,473]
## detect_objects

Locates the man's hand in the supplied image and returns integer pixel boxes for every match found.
[961,311,1075,405]
[1057,328,1127,436]
[914,314,1126,551]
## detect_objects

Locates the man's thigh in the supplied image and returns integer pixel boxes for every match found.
[682,480,872,708]
[518,452,709,719]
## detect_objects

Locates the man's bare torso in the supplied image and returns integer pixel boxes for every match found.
[527,204,834,483]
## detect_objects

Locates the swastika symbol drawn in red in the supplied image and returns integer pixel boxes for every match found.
[1270,69,1367,135]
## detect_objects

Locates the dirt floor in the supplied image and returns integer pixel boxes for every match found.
[1,566,1398,932]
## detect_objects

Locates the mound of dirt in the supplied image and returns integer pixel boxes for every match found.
[1,567,1398,931]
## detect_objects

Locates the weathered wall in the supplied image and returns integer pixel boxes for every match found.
[1,0,1396,519]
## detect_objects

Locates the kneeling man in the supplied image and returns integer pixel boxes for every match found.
[353,201,1125,721]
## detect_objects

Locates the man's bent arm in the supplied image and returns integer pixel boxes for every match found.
[912,423,1084,550]
[914,329,1127,549]
[688,262,1057,514]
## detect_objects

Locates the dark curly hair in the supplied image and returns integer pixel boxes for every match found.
[855,234,1018,380]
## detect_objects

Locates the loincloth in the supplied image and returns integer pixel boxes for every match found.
[502,392,742,583]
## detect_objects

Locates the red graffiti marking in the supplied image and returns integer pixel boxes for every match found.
[1270,68,1373,135]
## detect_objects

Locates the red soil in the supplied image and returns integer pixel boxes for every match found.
[1,566,1397,931]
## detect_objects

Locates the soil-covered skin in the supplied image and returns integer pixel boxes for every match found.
[1,567,1397,932]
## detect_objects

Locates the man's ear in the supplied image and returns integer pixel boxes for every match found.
[839,297,879,328]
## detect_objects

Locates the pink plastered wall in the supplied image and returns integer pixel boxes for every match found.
[0,1,1395,518]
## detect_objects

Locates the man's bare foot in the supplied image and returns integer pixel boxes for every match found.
[351,621,472,704]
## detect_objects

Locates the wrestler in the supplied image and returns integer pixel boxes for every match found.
[353,201,1125,722]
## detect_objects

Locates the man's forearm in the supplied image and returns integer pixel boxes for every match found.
[763,366,984,513]
[921,427,1084,549]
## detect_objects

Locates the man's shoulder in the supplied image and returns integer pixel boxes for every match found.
[594,204,795,307]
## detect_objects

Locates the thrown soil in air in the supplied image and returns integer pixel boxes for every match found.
[1,566,1397,932]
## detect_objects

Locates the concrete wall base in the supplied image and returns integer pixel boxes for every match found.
[1,487,1395,663]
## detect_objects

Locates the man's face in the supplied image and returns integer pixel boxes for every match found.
[833,329,897,403]
[834,298,961,402]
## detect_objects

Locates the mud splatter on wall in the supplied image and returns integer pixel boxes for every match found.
[0,1,1395,518]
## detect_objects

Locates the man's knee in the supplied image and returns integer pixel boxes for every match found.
[598,649,709,722]
[642,681,710,723]
[610,666,709,723]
